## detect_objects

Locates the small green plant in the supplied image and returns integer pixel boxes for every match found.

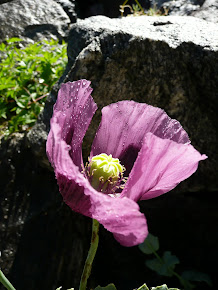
[120,0,168,17]
[139,233,212,289]
[0,37,67,136]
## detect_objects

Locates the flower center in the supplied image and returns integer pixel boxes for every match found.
[86,153,125,193]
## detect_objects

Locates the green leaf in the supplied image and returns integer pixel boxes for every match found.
[181,270,212,286]
[151,285,169,290]
[136,283,149,290]
[0,81,17,90]
[146,251,179,277]
[162,251,180,269]
[94,283,117,290]
[151,285,180,290]
[6,37,23,43]
[146,258,164,275]
[139,233,159,254]
[0,42,6,50]
[0,106,7,119]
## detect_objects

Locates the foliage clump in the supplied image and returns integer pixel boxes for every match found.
[0,37,67,135]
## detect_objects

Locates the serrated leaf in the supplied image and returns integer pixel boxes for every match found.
[151,285,168,290]
[139,233,159,254]
[151,285,180,290]
[181,270,212,286]
[163,251,180,269]
[146,251,179,277]
[136,283,149,290]
[94,283,117,290]
[146,258,165,276]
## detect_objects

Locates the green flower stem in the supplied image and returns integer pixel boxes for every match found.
[79,219,99,290]
[0,269,16,290]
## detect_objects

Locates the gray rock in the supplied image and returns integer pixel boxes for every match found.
[160,0,218,23]
[54,0,77,23]
[28,15,218,191]
[0,0,75,42]
[161,0,201,16]
[67,16,218,193]
[192,0,218,23]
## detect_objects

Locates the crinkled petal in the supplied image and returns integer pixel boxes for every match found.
[49,80,97,169]
[91,101,190,174]
[121,133,207,202]
[46,118,148,247]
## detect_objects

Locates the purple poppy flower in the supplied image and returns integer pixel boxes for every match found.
[46,79,207,247]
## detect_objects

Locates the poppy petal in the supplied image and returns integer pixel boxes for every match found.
[91,101,190,174]
[121,133,207,202]
[51,80,97,169]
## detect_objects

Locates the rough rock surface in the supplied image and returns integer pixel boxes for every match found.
[1,14,218,290]
[161,0,201,16]
[0,133,90,290]
[192,0,218,23]
[160,0,218,23]
[0,0,76,42]
[54,0,77,23]
[28,15,218,191]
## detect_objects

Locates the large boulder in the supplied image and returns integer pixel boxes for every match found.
[29,15,218,192]
[1,14,218,290]
[0,0,77,42]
